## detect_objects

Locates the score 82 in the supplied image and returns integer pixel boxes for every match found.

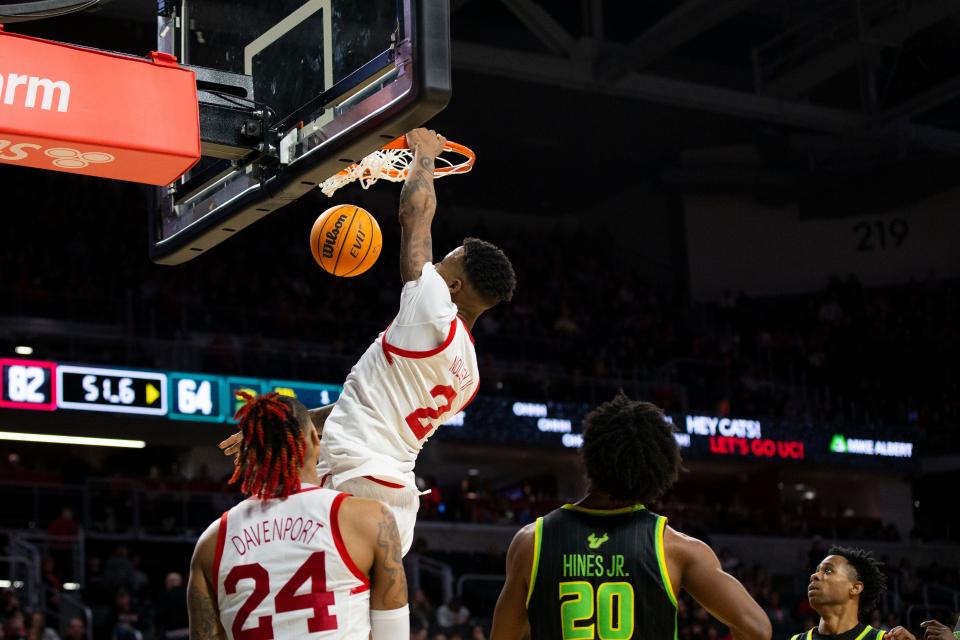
[0,360,56,410]
[8,366,46,403]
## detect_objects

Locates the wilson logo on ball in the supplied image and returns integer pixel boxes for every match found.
[321,214,349,259]
[310,205,382,277]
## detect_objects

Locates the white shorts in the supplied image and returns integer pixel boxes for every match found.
[329,476,420,556]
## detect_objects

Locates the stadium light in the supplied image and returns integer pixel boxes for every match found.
[14,345,33,355]
[0,431,145,448]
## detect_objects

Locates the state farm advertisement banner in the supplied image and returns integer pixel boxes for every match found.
[0,27,199,185]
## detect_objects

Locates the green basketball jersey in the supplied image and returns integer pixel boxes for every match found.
[788,623,887,640]
[526,503,678,640]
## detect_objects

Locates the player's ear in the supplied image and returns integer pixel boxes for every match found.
[850,581,863,597]
[448,278,463,295]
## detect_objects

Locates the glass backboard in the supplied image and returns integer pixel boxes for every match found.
[151,0,450,265]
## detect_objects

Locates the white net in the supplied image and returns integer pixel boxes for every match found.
[319,147,466,197]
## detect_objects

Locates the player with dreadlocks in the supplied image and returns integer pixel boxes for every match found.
[190,392,411,640]
[793,546,917,640]
[222,128,518,556]
[491,392,772,640]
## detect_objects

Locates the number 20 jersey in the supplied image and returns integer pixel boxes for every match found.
[214,486,371,640]
[319,264,480,489]
[526,504,678,640]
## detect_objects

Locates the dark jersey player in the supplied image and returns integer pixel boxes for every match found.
[490,393,772,640]
[791,546,916,640]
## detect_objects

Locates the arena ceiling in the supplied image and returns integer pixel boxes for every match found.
[7,0,960,216]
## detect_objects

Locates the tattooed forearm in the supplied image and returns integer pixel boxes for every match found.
[398,152,436,282]
[375,505,407,609]
[399,155,436,217]
[188,577,224,640]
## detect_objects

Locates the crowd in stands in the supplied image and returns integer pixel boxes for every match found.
[3,175,960,429]
[399,541,960,640]
[0,454,928,544]
[3,535,954,640]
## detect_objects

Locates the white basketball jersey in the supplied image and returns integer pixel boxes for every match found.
[320,262,480,488]
[214,485,370,640]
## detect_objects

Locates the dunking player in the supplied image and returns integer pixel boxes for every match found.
[491,394,772,640]
[192,393,409,639]
[222,128,517,555]
[792,547,916,640]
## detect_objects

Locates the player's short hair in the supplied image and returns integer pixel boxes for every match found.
[462,237,516,304]
[229,392,311,500]
[827,546,887,614]
[580,393,681,503]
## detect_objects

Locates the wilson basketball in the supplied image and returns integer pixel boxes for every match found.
[309,204,382,277]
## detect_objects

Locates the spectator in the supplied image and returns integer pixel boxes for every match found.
[47,507,79,581]
[3,612,26,640]
[153,573,188,640]
[62,618,85,640]
[25,612,57,640]
[107,589,142,640]
[763,591,793,635]
[47,508,78,540]
[103,548,135,594]
[40,557,60,595]
[436,598,470,633]
[410,589,435,633]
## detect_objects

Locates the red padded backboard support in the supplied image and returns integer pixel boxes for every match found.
[0,26,199,185]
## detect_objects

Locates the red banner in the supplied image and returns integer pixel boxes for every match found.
[0,27,199,185]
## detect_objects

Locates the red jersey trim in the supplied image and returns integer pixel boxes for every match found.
[460,380,481,412]
[330,493,370,589]
[291,485,323,496]
[211,511,228,599]
[459,316,475,345]
[350,585,370,595]
[382,318,458,364]
[363,476,407,489]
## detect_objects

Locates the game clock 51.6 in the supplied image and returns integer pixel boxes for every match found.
[57,365,167,415]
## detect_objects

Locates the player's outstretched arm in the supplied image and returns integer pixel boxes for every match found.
[219,403,334,460]
[398,127,446,283]
[490,523,535,640]
[188,519,227,640]
[669,527,771,640]
[369,503,408,611]
[921,619,957,640]
[309,403,334,434]
[338,497,410,639]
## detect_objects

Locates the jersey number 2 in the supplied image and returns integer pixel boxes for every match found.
[225,551,338,639]
[405,384,457,440]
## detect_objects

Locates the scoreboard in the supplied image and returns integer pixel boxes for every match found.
[0,356,915,467]
[58,365,167,415]
[0,357,342,423]
[0,359,56,410]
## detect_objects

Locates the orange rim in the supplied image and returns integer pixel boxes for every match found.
[336,136,475,179]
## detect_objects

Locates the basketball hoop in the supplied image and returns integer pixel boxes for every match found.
[319,135,475,197]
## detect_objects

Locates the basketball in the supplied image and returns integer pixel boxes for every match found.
[309,204,382,277]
